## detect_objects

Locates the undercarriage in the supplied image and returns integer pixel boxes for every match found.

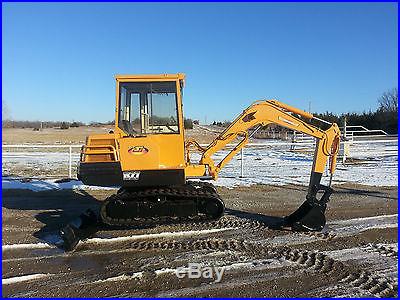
[60,181,225,251]
[100,181,225,226]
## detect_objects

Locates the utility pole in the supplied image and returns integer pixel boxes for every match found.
[308,101,311,113]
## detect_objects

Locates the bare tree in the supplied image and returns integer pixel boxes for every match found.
[378,88,398,113]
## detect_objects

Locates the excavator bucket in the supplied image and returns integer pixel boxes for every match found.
[60,209,99,251]
[283,184,333,232]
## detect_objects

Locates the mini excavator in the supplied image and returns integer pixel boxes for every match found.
[60,73,340,250]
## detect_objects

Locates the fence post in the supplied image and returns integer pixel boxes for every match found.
[240,148,244,178]
[69,146,72,178]
[342,142,350,164]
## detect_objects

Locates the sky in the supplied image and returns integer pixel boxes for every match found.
[2,2,398,123]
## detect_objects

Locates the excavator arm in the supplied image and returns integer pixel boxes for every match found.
[186,99,341,231]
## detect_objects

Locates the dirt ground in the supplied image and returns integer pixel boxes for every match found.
[2,183,398,298]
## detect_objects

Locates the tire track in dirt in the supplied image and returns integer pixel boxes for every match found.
[126,238,398,298]
[85,238,399,298]
[3,214,397,298]
[3,213,395,272]
[179,216,337,241]
[363,243,398,258]
[3,235,397,298]
[279,248,398,298]
[171,213,397,243]
[6,212,395,261]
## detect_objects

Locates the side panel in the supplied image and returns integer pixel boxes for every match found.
[118,134,185,171]
[78,162,185,187]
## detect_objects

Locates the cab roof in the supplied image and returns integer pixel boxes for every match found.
[115,73,185,81]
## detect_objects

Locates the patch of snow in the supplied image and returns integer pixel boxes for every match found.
[93,258,293,286]
[222,258,294,271]
[85,227,235,245]
[2,177,117,192]
[2,228,235,253]
[2,140,397,188]
[329,214,398,235]
[2,273,52,285]
[2,242,53,251]
[154,268,177,275]
[333,214,398,224]
[92,272,143,284]
[185,141,398,188]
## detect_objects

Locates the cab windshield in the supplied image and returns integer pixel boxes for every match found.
[118,81,179,135]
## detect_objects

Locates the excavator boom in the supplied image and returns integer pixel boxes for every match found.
[185,99,341,231]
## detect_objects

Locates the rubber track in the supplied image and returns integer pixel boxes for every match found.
[128,238,397,298]
[100,183,224,226]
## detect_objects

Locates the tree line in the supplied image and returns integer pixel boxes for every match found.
[211,88,398,135]
[312,88,398,134]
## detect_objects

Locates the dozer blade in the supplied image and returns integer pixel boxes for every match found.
[59,209,99,251]
[283,185,333,232]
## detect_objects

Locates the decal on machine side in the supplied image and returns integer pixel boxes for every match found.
[128,146,149,155]
[123,171,141,181]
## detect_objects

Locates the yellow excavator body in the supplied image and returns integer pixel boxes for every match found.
[61,73,341,251]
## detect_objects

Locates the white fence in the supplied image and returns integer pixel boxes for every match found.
[2,138,397,179]
[2,145,82,178]
[342,125,389,137]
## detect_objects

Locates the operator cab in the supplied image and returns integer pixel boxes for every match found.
[118,81,181,136]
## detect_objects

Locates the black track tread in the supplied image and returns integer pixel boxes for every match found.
[100,182,224,226]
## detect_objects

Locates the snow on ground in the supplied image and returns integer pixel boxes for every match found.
[2,140,397,190]
[2,228,235,251]
[2,151,81,177]
[203,141,398,187]
[2,274,52,285]
[2,177,115,191]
